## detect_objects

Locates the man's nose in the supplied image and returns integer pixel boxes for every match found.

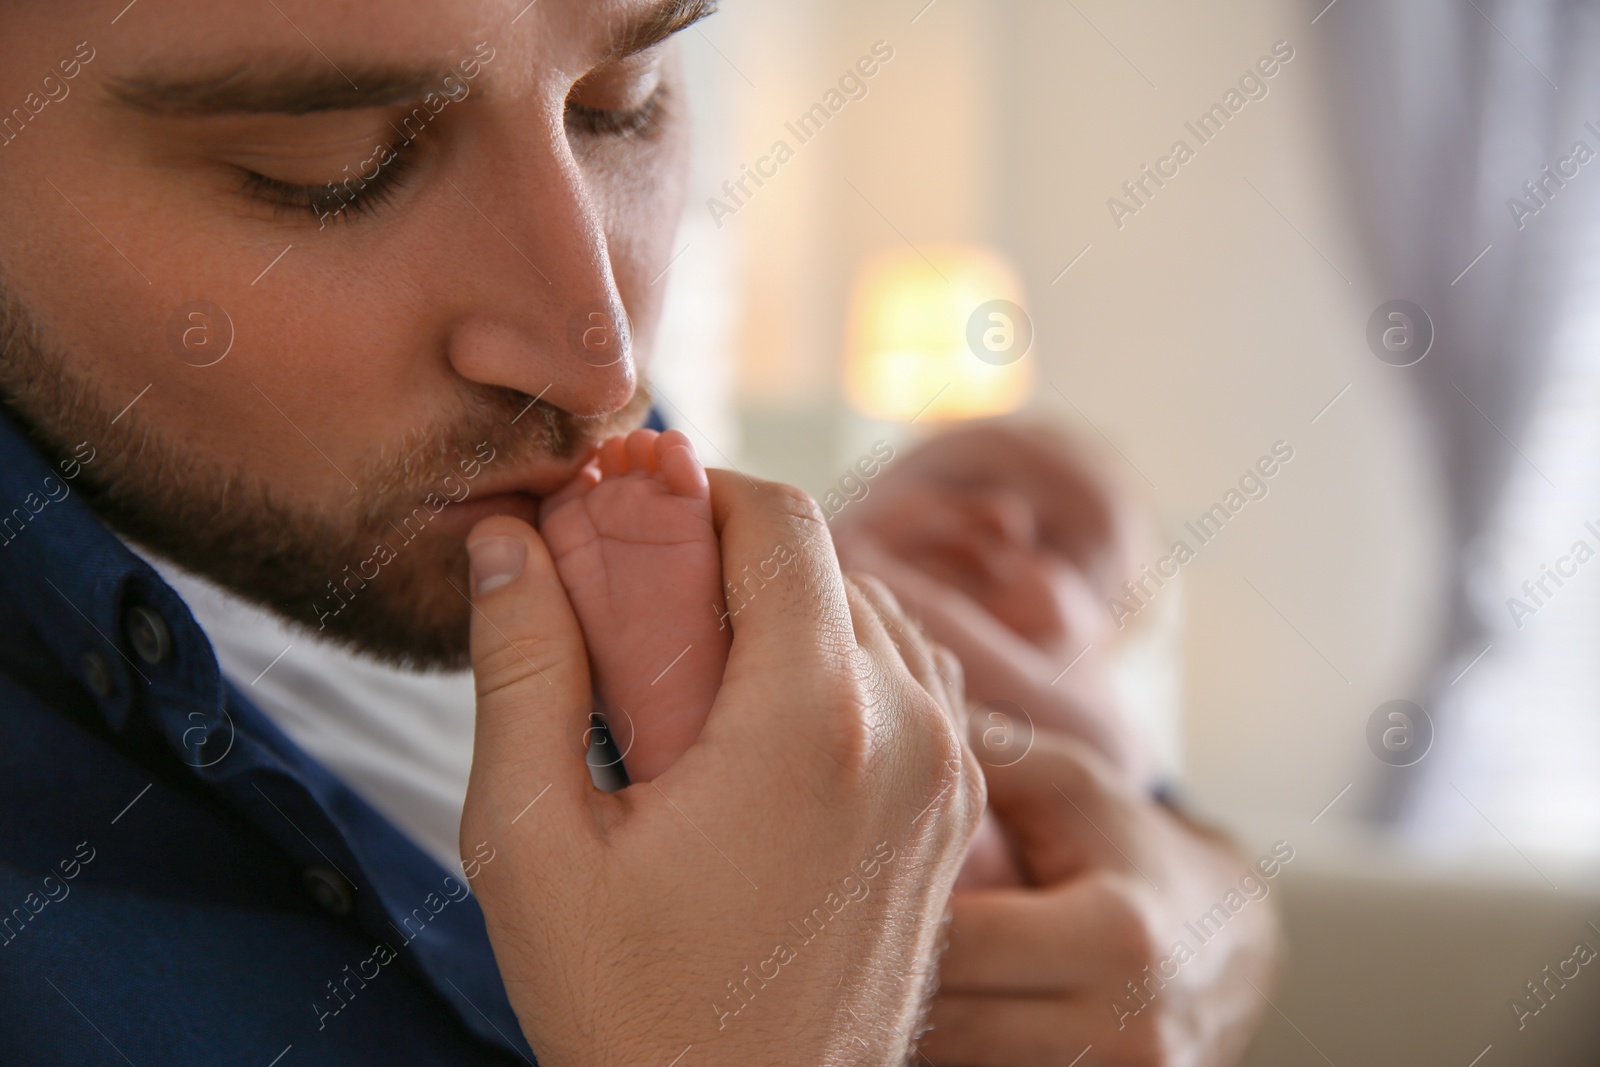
[442,149,637,419]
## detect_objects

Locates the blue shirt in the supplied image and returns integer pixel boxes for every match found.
[0,403,540,1066]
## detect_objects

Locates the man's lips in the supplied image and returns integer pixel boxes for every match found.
[471,446,598,500]
[421,452,596,541]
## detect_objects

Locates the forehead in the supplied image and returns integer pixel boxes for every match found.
[8,0,683,77]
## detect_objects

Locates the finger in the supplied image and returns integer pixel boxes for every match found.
[934,643,968,736]
[847,573,983,816]
[701,471,866,753]
[938,877,1154,993]
[465,515,595,819]
[841,572,908,659]
[918,993,1113,1067]
[852,538,1135,750]
[842,537,1036,692]
[981,731,1140,885]
[851,575,960,726]
[841,573,984,855]
[839,534,1039,688]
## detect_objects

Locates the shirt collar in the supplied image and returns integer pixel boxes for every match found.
[0,403,535,1060]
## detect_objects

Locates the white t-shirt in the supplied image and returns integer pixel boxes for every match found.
[135,548,476,873]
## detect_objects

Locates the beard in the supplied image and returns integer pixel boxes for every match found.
[0,286,652,671]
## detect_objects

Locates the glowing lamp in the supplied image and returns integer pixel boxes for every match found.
[845,245,1034,422]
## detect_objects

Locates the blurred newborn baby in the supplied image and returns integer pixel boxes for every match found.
[829,423,1158,889]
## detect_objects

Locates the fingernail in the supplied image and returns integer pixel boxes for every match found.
[468,536,526,594]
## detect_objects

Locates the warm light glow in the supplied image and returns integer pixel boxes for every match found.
[845,245,1035,422]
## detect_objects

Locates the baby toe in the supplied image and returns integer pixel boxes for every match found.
[653,429,694,465]
[658,437,709,499]
[596,436,630,478]
[538,460,601,523]
[624,428,660,473]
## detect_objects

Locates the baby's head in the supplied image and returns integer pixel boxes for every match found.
[835,423,1149,658]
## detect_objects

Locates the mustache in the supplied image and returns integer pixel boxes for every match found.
[356,381,656,522]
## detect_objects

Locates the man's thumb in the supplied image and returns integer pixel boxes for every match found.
[464,516,594,812]
[979,731,1122,885]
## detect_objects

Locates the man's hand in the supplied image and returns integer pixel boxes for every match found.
[460,471,985,1067]
[836,537,1154,786]
[919,732,1283,1067]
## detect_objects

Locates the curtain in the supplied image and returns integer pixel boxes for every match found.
[1322,0,1600,839]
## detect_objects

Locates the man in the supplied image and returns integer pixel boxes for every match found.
[0,0,1278,1063]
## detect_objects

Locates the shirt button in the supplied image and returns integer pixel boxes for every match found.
[302,865,355,916]
[124,605,172,665]
[80,651,114,699]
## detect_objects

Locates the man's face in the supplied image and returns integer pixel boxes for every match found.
[0,0,703,667]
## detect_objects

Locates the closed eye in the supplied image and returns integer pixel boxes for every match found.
[566,82,671,140]
[238,142,416,225]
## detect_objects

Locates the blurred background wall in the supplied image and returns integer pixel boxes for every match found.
[660,0,1446,830]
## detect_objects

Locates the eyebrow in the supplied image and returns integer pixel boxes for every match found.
[107,0,719,117]
[108,63,457,116]
[606,0,719,62]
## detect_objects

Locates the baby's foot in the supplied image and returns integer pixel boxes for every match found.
[538,428,730,783]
